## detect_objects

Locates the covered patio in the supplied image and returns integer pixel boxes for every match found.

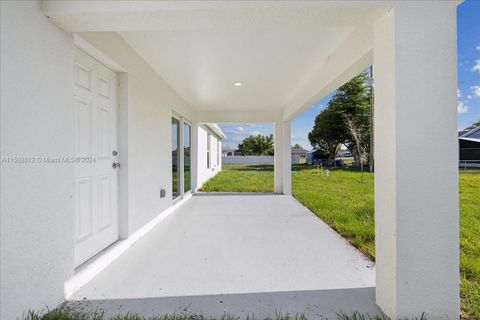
[1,1,459,319]
[67,194,378,318]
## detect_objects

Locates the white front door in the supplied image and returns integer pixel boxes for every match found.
[73,48,119,267]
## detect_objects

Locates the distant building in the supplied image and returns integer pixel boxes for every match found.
[336,149,352,157]
[459,126,480,167]
[306,151,315,165]
[291,146,308,157]
[222,148,242,157]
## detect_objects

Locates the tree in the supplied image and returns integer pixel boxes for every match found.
[238,134,274,156]
[308,71,372,165]
[345,115,369,182]
[329,72,371,164]
[293,143,302,149]
[308,106,344,159]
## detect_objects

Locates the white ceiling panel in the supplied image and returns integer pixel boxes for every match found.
[120,26,354,111]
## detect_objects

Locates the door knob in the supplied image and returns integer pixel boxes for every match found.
[112,162,121,169]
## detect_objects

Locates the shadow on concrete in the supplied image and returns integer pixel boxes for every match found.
[64,287,382,320]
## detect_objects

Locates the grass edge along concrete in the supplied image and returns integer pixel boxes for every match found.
[22,309,429,320]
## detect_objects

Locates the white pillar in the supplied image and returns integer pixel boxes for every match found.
[283,121,292,195]
[374,4,458,319]
[274,120,291,194]
[191,122,199,192]
[274,121,283,193]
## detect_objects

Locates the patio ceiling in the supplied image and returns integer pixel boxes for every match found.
[118,27,353,112]
[42,1,390,120]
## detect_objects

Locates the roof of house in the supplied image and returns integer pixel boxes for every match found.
[459,126,480,143]
[291,147,308,155]
[205,123,226,140]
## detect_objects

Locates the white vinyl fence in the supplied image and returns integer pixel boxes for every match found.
[222,155,302,165]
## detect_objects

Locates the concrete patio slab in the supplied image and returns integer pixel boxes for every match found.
[65,288,381,320]
[69,194,377,318]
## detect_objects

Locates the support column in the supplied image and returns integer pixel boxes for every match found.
[282,121,292,195]
[274,121,283,193]
[191,122,199,192]
[274,120,291,194]
[373,3,458,319]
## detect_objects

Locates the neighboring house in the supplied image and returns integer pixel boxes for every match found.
[336,149,352,157]
[306,151,315,165]
[291,146,308,164]
[222,148,242,157]
[459,126,480,167]
[222,148,235,157]
[291,146,308,157]
[1,1,460,320]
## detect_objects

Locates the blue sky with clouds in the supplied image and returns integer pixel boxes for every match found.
[220,1,480,151]
[457,0,480,128]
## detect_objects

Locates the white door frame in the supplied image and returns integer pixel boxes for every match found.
[73,48,119,267]
[73,34,126,266]
[172,111,193,201]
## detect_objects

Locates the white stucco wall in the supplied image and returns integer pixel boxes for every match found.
[196,125,222,189]
[1,3,199,318]
[0,1,75,319]
[79,32,195,235]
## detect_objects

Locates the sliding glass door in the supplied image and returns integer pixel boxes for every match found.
[172,115,192,200]
[172,117,181,199]
[184,123,191,193]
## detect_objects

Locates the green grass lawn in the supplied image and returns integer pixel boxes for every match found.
[459,169,480,318]
[201,164,480,319]
[291,166,376,259]
[199,164,274,192]
[22,309,396,320]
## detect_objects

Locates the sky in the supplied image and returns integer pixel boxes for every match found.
[220,1,480,151]
[457,0,480,129]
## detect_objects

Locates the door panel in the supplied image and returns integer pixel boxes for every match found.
[74,96,92,156]
[98,105,111,158]
[75,62,92,90]
[74,48,119,267]
[98,175,113,230]
[75,177,93,241]
[97,74,111,98]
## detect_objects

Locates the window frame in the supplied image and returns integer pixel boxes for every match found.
[207,133,211,169]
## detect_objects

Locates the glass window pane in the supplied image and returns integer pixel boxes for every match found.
[172,117,180,199]
[207,133,211,169]
[184,123,191,193]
